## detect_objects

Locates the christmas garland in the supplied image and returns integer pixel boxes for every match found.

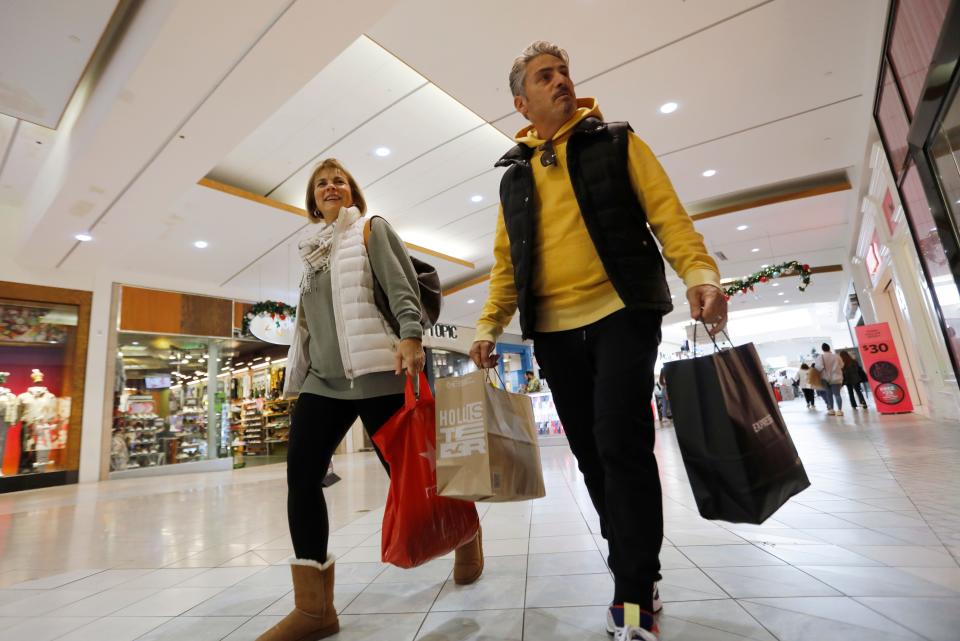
[242,300,296,335]
[722,261,812,300]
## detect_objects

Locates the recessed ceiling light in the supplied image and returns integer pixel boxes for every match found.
[784,300,790,303]
[702,169,717,177]
[467,299,476,304]
[778,292,784,296]
[751,248,760,253]
[194,240,208,249]
[470,195,483,203]
[659,102,678,114]
[771,283,779,287]
[75,233,93,242]
[132,341,139,345]
[736,225,749,231]
[374,146,391,157]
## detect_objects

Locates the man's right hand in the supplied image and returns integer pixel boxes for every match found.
[469,340,500,369]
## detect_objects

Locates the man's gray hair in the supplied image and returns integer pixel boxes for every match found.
[509,41,570,97]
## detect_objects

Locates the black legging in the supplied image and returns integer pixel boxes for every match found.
[802,388,816,406]
[846,383,867,408]
[286,392,404,562]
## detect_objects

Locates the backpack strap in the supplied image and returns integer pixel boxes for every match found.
[362,215,385,248]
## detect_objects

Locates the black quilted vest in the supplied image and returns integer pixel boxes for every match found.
[495,117,673,338]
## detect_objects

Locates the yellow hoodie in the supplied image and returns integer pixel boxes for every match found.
[475,98,720,343]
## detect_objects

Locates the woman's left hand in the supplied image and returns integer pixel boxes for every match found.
[395,337,426,377]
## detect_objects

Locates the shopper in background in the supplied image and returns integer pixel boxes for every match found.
[658,369,672,421]
[813,343,844,416]
[798,363,817,409]
[469,41,726,641]
[260,159,483,641]
[524,370,542,393]
[839,350,869,410]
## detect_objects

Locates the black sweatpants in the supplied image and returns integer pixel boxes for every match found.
[802,388,816,406]
[846,383,867,408]
[286,392,404,562]
[533,308,662,611]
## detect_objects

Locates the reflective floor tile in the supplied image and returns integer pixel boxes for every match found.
[54,569,154,592]
[132,616,248,641]
[56,587,159,616]
[475,554,528,579]
[798,565,960,597]
[9,569,104,590]
[528,534,598,554]
[529,521,591,537]
[523,606,610,641]
[525,573,614,608]
[54,617,170,641]
[527,550,609,577]
[855,596,960,641]
[416,608,524,640]
[740,597,922,640]
[678,545,785,568]
[343,580,445,614]
[432,576,526,611]
[113,569,207,589]
[844,545,959,567]
[658,599,777,641]
[338,546,385,563]
[0,588,99,617]
[659,568,730,601]
[323,613,425,641]
[666,529,747,546]
[183,583,290,616]
[335,562,387,585]
[703,566,839,598]
[0,616,94,641]
[113,587,225,616]
[758,543,880,566]
[177,566,264,588]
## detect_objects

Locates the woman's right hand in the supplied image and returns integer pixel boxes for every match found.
[395,338,426,377]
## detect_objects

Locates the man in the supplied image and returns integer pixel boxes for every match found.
[814,343,844,416]
[469,41,726,641]
[524,370,541,393]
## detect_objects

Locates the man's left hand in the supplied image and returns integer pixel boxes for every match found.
[687,284,727,336]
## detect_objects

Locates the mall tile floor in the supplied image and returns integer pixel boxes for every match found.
[1,399,959,640]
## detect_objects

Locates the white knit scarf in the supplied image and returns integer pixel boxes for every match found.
[298,206,360,294]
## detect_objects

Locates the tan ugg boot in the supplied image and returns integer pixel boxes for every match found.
[453,527,484,585]
[256,556,338,641]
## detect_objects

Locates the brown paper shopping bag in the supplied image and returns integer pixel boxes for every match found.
[434,370,546,502]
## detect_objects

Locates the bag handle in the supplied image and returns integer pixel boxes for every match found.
[403,372,433,409]
[692,320,733,357]
[483,367,507,390]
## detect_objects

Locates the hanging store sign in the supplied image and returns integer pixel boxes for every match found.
[427,324,458,340]
[855,322,913,414]
[244,301,296,346]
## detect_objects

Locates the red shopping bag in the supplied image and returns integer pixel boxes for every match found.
[372,373,479,568]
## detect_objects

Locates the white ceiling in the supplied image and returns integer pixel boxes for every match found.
[1,0,891,341]
[0,0,119,128]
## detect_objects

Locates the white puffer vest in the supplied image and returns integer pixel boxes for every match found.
[330,211,398,378]
[284,209,397,395]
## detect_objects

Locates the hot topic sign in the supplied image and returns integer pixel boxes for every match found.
[855,322,913,414]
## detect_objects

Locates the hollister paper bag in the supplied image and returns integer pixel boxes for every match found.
[434,370,546,502]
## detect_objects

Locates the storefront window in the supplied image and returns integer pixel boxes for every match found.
[0,300,78,478]
[901,163,960,376]
[888,0,952,118]
[111,333,290,473]
[430,349,476,381]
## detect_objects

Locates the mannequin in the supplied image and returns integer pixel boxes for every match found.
[17,369,57,473]
[0,372,18,477]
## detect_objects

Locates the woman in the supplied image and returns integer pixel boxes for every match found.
[798,363,817,409]
[839,350,868,410]
[258,159,483,641]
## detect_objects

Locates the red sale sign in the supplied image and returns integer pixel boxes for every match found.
[855,323,914,414]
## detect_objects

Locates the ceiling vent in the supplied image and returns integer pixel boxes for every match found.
[714,251,728,261]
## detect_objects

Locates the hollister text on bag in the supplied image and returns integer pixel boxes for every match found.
[435,370,546,502]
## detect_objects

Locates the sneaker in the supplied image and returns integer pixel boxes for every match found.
[836,410,844,416]
[826,410,836,416]
[607,602,660,637]
[653,584,663,614]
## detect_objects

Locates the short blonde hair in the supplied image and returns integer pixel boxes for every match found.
[304,158,367,223]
